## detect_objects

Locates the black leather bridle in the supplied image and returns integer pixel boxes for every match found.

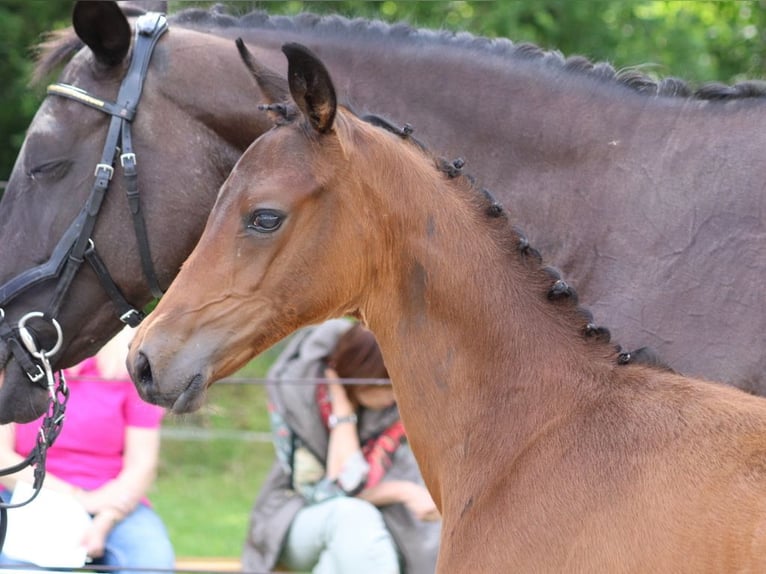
[0,11,168,547]
[0,11,166,387]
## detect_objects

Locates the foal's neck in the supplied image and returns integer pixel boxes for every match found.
[359,155,613,509]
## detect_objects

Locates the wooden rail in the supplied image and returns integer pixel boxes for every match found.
[174,557,241,572]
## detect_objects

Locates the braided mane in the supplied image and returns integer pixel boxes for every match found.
[33,5,766,101]
[353,111,643,365]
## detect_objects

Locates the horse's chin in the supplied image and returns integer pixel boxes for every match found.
[0,362,50,424]
[170,373,208,414]
[135,371,208,415]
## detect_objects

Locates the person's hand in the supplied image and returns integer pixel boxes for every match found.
[75,486,132,516]
[81,509,119,559]
[326,368,354,414]
[402,483,440,522]
[74,488,99,515]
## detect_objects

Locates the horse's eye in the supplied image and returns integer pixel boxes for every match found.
[248,209,285,233]
[28,160,71,182]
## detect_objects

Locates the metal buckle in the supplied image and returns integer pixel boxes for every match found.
[120,309,141,325]
[27,364,45,383]
[137,12,166,36]
[94,163,114,180]
[120,153,136,168]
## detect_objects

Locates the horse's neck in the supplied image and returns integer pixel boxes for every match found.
[158,29,274,154]
[358,165,611,509]
[231,27,683,205]
[197,22,759,209]
[204,20,766,197]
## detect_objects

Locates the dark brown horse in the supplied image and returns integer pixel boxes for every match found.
[129,44,766,572]
[2,0,766,423]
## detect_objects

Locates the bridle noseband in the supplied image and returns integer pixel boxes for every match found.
[0,11,168,543]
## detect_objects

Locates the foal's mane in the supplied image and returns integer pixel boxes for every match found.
[33,5,766,101]
[351,110,636,366]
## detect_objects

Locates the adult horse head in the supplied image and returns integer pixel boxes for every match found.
[0,1,275,422]
[130,44,766,571]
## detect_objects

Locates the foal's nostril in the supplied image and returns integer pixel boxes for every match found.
[135,351,154,388]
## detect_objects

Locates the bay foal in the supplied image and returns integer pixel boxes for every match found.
[129,45,766,572]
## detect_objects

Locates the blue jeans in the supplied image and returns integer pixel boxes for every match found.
[0,502,175,574]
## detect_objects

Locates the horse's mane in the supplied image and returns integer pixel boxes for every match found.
[33,5,766,101]
[357,111,666,369]
[175,5,766,101]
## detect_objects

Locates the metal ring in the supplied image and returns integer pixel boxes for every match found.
[17,312,63,359]
[0,308,4,321]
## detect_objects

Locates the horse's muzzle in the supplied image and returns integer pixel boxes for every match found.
[0,356,49,424]
[129,351,207,413]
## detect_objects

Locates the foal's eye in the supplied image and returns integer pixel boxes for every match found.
[248,209,285,233]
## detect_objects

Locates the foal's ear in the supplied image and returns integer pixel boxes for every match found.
[236,38,289,105]
[73,0,131,67]
[282,43,337,134]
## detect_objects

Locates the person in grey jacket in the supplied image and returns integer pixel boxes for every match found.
[242,319,441,573]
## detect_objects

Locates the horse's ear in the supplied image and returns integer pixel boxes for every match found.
[282,43,337,134]
[236,38,289,105]
[73,0,131,67]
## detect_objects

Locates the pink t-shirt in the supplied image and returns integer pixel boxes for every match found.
[14,357,164,491]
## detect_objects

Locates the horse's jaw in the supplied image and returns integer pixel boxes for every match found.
[0,356,50,424]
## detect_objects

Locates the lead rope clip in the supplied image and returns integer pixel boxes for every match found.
[17,311,63,395]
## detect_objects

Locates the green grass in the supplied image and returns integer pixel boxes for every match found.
[152,344,285,558]
[153,437,274,557]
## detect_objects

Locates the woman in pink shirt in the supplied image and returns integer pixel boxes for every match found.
[0,327,174,572]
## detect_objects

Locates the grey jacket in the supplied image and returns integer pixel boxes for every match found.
[242,319,441,573]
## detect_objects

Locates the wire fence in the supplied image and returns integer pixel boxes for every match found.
[0,563,263,573]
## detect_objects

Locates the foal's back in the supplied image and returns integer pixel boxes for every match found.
[454,368,766,573]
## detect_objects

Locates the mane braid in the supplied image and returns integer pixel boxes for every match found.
[217,8,766,101]
[35,5,766,101]
[360,110,633,365]
[361,114,424,150]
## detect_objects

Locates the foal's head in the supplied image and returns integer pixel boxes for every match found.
[129,43,429,411]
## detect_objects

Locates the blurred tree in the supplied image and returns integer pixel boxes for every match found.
[2,0,765,189]
[0,0,70,185]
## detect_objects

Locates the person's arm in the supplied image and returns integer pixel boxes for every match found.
[77,425,160,559]
[0,423,80,496]
[324,370,363,480]
[359,480,441,522]
[77,327,161,517]
[76,425,160,518]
